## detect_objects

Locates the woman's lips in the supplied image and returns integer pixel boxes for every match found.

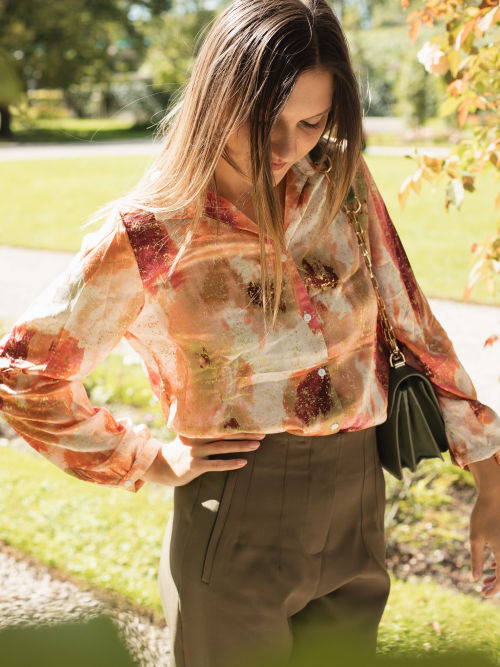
[271,161,286,170]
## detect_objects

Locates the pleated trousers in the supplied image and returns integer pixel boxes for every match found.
[158,426,390,667]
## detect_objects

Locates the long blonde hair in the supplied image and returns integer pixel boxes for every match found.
[87,0,362,333]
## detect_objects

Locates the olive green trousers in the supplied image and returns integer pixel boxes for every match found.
[158,427,390,667]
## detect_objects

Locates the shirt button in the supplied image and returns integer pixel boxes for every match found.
[281,253,287,262]
[124,480,132,487]
[318,368,326,378]
[303,312,312,322]
[330,423,339,431]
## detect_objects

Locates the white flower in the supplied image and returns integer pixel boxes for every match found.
[417,42,449,75]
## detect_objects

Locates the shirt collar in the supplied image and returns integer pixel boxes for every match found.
[202,153,320,236]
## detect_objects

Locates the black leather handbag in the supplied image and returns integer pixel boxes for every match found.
[342,188,449,480]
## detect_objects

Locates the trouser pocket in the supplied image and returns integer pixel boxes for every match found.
[200,467,239,585]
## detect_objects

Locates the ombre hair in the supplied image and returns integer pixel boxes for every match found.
[87,0,363,333]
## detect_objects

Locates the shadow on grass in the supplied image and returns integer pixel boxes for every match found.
[0,122,154,144]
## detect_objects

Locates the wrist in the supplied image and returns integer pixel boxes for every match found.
[143,439,176,486]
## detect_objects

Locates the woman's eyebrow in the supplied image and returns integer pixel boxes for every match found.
[305,106,332,120]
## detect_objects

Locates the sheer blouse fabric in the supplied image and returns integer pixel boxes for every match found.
[1,155,499,492]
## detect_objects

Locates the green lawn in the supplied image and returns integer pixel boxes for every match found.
[1,153,497,304]
[5,117,155,143]
[0,155,154,251]
[1,444,500,662]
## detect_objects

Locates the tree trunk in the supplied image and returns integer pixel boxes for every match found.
[0,106,13,138]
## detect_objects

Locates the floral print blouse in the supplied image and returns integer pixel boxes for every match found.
[1,154,499,492]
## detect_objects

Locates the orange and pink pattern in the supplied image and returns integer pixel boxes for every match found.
[1,155,499,492]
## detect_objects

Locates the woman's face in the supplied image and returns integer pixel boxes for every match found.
[225,67,334,185]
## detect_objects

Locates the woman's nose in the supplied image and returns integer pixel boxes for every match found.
[270,128,296,163]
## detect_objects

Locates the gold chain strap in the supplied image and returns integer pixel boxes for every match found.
[342,196,406,369]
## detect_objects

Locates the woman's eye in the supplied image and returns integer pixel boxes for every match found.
[301,120,322,129]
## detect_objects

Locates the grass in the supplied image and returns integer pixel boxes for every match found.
[0,155,154,251]
[1,153,497,304]
[1,443,500,661]
[5,118,155,144]
[365,154,498,305]
[378,578,500,662]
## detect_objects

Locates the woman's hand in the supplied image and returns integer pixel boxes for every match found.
[468,455,500,598]
[142,432,265,487]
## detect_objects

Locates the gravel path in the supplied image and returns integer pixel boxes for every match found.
[0,542,171,666]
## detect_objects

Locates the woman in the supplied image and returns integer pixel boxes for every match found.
[1,1,499,666]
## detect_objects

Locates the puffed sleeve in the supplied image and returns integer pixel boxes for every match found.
[0,209,163,492]
[355,155,500,470]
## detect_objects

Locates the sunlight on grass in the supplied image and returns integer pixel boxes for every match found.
[0,445,172,612]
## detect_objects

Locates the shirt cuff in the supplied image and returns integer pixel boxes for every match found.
[115,425,164,493]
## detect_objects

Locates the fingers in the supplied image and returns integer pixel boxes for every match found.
[201,440,261,457]
[482,574,500,598]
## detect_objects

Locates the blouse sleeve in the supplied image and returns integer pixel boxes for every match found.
[0,210,162,492]
[356,155,500,470]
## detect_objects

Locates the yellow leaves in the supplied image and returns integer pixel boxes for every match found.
[476,4,500,36]
[409,19,422,44]
[463,230,500,302]
[455,18,475,49]
[422,154,444,174]
[457,100,469,127]
[446,48,462,77]
[398,169,423,208]
[398,155,447,209]
[440,96,461,116]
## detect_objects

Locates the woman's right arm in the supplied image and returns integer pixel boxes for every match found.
[0,208,264,491]
[0,210,161,493]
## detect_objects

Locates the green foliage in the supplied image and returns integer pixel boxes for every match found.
[399,1,500,302]
[394,51,443,126]
[0,0,172,91]
[384,454,475,549]
[0,0,173,135]
[0,52,22,107]
[346,24,441,117]
[145,0,216,90]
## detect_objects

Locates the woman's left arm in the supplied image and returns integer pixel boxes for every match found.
[468,457,500,597]
[354,155,500,596]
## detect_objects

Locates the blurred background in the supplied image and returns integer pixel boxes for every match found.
[0,0,464,141]
[0,1,499,666]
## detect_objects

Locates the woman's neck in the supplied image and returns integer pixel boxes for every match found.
[213,158,286,222]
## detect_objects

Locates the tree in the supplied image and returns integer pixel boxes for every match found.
[0,0,172,137]
[397,0,500,302]
[145,0,216,91]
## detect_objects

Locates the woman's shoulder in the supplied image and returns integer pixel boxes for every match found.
[117,204,191,269]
